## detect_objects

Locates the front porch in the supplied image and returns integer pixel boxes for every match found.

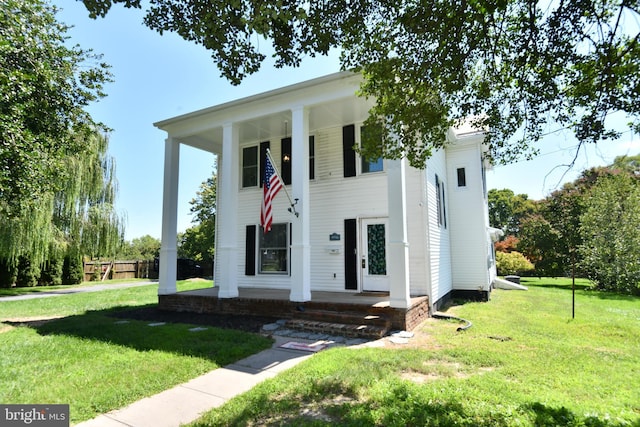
[158,287,430,337]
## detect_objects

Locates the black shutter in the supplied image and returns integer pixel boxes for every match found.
[309,135,315,180]
[281,137,291,185]
[259,141,270,187]
[344,219,357,290]
[342,125,356,177]
[245,225,256,276]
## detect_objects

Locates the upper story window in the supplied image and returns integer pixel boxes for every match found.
[342,124,384,177]
[242,146,258,188]
[360,125,383,173]
[457,167,467,187]
[242,142,270,188]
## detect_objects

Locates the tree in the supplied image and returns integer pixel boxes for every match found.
[1,0,112,216]
[0,130,125,285]
[488,189,537,236]
[178,167,216,268]
[121,235,161,260]
[82,0,638,167]
[0,1,123,286]
[518,214,565,277]
[579,172,640,294]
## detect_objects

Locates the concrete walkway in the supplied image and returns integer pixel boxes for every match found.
[74,335,329,427]
[0,281,157,301]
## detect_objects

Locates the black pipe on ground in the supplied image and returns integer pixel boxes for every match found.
[433,312,472,331]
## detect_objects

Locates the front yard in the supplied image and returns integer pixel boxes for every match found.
[189,278,640,426]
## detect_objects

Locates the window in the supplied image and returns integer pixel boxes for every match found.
[457,167,466,187]
[360,125,383,173]
[258,223,289,274]
[242,146,258,188]
[435,174,447,228]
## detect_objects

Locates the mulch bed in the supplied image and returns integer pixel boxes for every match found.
[109,306,280,333]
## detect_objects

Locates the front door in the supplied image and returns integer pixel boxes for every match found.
[361,218,390,292]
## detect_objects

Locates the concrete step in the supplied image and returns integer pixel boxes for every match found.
[294,308,391,328]
[284,318,390,339]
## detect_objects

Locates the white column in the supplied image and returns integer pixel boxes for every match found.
[289,106,311,301]
[387,158,411,308]
[158,137,179,295]
[215,122,239,298]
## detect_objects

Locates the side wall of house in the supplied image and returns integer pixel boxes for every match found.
[445,140,492,292]
[424,150,453,305]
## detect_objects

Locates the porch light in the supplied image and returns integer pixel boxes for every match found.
[283,154,291,162]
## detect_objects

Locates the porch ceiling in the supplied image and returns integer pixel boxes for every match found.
[165,91,374,155]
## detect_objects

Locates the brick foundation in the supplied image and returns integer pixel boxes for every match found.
[158,292,430,332]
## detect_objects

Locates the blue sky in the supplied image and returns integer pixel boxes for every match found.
[57,1,639,240]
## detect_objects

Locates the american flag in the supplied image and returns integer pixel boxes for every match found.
[260,154,283,233]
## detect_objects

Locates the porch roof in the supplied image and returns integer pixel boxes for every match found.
[153,71,374,154]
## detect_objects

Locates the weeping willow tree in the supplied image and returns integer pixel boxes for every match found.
[0,130,125,286]
[55,130,125,260]
[0,0,121,286]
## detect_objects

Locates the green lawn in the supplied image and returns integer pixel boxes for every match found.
[189,278,640,426]
[0,280,272,424]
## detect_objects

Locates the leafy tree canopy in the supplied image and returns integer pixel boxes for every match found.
[488,188,537,236]
[82,0,639,167]
[579,172,640,294]
[1,0,112,215]
[178,166,216,263]
[121,235,161,260]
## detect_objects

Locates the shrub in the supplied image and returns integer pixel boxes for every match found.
[496,251,534,276]
[494,235,520,253]
[16,256,39,287]
[62,255,84,285]
[0,259,17,288]
[40,256,64,286]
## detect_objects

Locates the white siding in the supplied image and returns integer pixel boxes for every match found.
[446,141,492,291]
[425,150,453,304]
[405,166,430,296]
[233,124,390,292]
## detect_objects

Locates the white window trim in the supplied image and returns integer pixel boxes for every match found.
[257,223,290,275]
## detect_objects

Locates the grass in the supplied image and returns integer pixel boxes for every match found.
[189,278,640,426]
[0,280,273,423]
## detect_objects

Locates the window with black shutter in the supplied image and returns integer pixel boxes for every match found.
[342,125,356,177]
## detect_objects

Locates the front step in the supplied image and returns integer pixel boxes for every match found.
[285,309,392,339]
[294,308,390,327]
[284,319,389,339]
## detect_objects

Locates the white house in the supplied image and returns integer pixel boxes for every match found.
[154,71,499,320]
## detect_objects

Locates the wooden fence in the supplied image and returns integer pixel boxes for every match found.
[83,260,158,282]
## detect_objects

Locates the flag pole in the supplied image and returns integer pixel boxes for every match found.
[266,148,299,217]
